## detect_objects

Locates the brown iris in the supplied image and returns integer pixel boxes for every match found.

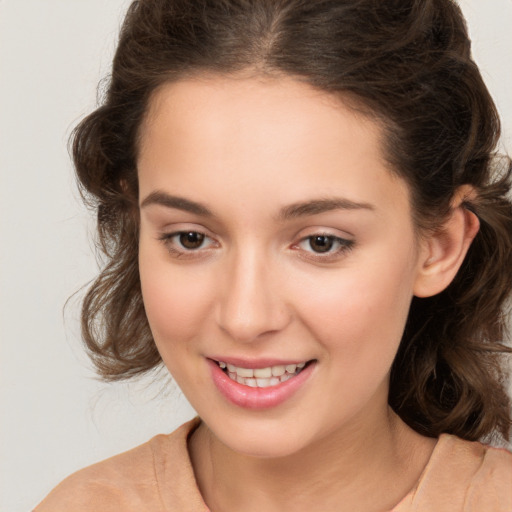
[179,232,205,249]
[308,235,335,253]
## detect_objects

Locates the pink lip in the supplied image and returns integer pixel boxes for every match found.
[208,358,316,409]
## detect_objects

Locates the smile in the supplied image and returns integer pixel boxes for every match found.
[216,360,307,388]
[209,358,316,409]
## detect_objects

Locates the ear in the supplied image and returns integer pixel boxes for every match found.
[413,186,480,298]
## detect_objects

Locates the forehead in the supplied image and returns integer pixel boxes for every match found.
[140,74,380,161]
[137,75,410,219]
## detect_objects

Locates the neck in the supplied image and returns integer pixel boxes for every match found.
[189,405,436,512]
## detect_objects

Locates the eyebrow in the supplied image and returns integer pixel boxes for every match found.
[140,191,213,216]
[277,197,375,220]
[140,191,374,219]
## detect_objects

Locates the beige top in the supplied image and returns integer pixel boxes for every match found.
[35,418,512,512]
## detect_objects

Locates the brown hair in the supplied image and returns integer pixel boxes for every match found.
[73,0,512,442]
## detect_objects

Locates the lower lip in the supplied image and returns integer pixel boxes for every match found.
[208,359,315,409]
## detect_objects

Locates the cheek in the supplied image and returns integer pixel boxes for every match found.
[138,249,213,347]
[292,252,415,371]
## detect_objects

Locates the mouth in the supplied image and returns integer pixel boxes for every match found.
[213,359,313,388]
[208,357,317,409]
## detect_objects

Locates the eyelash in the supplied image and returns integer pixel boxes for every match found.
[295,234,355,261]
[158,231,355,260]
[158,231,218,258]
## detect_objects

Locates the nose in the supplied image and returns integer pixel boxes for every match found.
[215,248,291,343]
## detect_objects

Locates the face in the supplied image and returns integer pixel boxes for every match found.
[137,75,425,458]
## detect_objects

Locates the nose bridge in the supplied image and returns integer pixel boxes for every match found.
[216,242,288,342]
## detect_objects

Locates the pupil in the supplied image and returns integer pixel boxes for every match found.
[310,235,333,253]
[180,232,204,249]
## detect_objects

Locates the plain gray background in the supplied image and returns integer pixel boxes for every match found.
[0,1,511,511]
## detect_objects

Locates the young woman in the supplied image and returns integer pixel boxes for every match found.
[36,0,512,510]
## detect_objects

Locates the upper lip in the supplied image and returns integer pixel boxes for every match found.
[208,356,314,369]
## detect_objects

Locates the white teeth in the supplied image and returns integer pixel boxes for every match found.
[245,378,257,388]
[253,367,272,378]
[271,365,286,376]
[217,360,309,388]
[237,367,254,378]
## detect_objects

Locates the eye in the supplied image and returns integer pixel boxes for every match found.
[176,231,207,249]
[158,230,218,256]
[296,233,354,257]
[306,235,337,253]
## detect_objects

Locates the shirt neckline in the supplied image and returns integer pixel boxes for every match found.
[160,419,453,512]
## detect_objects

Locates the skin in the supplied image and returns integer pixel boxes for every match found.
[137,74,478,512]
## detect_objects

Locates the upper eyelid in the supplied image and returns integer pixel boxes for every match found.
[298,233,351,242]
[295,234,354,249]
[158,224,217,239]
[294,227,354,242]
[161,230,216,244]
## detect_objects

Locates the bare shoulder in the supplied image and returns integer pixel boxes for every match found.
[33,437,164,512]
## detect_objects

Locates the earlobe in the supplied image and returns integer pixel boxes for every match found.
[413,187,480,298]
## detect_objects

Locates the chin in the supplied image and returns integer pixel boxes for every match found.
[202,412,319,459]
